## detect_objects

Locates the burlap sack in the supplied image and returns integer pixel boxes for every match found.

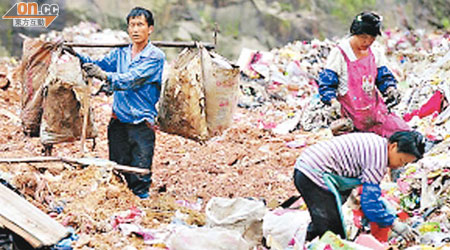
[158,48,209,141]
[202,50,239,137]
[159,47,239,140]
[40,54,97,144]
[15,38,57,136]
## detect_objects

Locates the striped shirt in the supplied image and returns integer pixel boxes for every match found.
[295,133,388,190]
[79,41,165,124]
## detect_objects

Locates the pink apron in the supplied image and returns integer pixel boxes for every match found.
[337,47,410,138]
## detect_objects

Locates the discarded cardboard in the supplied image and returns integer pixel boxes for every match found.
[0,183,69,248]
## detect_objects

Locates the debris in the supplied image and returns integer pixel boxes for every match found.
[0,182,69,248]
[262,209,310,249]
[205,197,266,247]
[0,156,150,175]
[168,226,250,250]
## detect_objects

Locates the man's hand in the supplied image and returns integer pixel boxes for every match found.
[82,63,108,81]
[61,44,78,57]
[385,87,401,107]
[392,220,418,242]
[93,83,113,96]
[329,99,342,118]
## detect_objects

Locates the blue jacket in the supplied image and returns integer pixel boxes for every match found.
[79,41,165,124]
[318,66,397,105]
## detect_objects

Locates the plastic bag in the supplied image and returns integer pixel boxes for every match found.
[205,197,266,247]
[168,227,250,250]
[262,209,310,249]
[309,231,372,250]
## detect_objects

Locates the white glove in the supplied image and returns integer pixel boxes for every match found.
[329,99,342,118]
[385,87,401,106]
[392,220,418,242]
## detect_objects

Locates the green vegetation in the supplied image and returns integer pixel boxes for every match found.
[199,9,214,26]
[330,0,377,23]
[0,2,7,15]
[223,20,240,39]
[105,15,127,30]
[431,0,450,29]
[64,8,96,26]
[442,18,450,29]
[292,0,312,11]
[281,18,292,32]
[279,2,294,12]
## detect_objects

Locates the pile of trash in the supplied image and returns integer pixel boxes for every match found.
[385,30,450,141]
[395,140,450,249]
[236,39,339,135]
[0,162,207,249]
[236,29,450,138]
[236,39,332,110]
[42,21,130,60]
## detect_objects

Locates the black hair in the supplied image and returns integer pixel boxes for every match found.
[126,7,154,26]
[350,11,382,37]
[388,131,425,160]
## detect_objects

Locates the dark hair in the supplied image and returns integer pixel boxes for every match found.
[126,7,154,26]
[350,11,382,37]
[388,131,425,160]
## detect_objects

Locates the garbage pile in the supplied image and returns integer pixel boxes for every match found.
[236,29,450,138]
[227,29,450,249]
[42,21,130,60]
[0,162,206,249]
[384,29,450,140]
[394,140,450,249]
[236,39,332,109]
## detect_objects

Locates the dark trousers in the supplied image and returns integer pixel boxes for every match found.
[108,118,155,196]
[293,169,351,240]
